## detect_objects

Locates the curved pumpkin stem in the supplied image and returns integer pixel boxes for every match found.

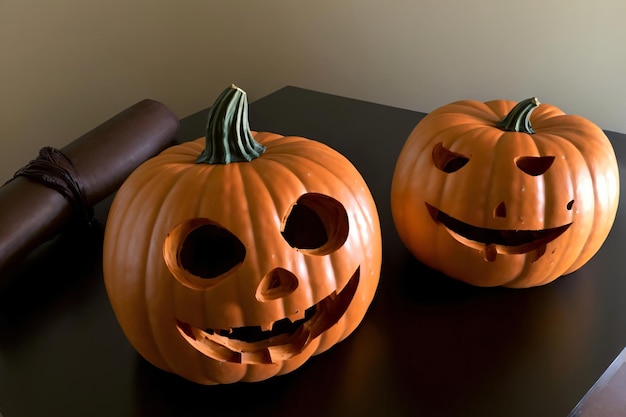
[496,97,540,134]
[196,84,266,164]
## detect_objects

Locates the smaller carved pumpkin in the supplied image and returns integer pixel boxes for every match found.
[391,97,619,288]
[103,85,382,384]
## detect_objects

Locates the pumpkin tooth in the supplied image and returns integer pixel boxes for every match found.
[484,243,498,262]
[216,328,233,336]
[241,348,272,365]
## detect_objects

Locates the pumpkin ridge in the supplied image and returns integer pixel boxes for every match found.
[420,114,496,133]
[537,119,606,145]
[104,191,161,364]
[425,124,497,149]
[159,138,205,161]
[428,100,493,119]
[214,163,255,323]
[479,129,509,228]
[236,161,290,325]
[529,105,566,123]
[556,133,614,274]
[483,99,518,120]
[261,136,342,158]
[142,165,214,370]
[533,131,601,251]
[265,147,355,192]
[105,165,174,334]
[532,134,570,235]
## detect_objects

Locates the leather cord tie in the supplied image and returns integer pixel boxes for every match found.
[8,147,95,226]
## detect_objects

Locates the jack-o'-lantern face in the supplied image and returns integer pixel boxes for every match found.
[165,193,362,365]
[426,142,573,263]
[391,97,619,288]
[103,86,382,385]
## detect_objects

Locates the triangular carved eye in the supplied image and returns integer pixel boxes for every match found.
[432,142,470,173]
[515,156,555,176]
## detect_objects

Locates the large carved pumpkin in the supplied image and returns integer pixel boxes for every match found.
[103,85,382,384]
[391,97,619,288]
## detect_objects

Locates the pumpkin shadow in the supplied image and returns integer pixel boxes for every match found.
[375,254,596,416]
[0,221,104,349]
[132,355,324,417]
[131,317,399,417]
[132,358,323,417]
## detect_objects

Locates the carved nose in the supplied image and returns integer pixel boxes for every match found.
[494,201,507,218]
[256,268,299,302]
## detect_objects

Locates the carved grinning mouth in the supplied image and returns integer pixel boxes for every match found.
[425,203,571,262]
[176,267,360,365]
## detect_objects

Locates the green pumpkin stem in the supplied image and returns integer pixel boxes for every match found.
[196,84,266,164]
[496,97,540,134]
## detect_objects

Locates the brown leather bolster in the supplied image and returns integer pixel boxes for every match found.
[9,146,94,226]
[0,99,179,277]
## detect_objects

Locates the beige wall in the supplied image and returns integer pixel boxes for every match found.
[2,0,625,182]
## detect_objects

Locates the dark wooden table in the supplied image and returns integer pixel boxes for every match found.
[1,86,625,417]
